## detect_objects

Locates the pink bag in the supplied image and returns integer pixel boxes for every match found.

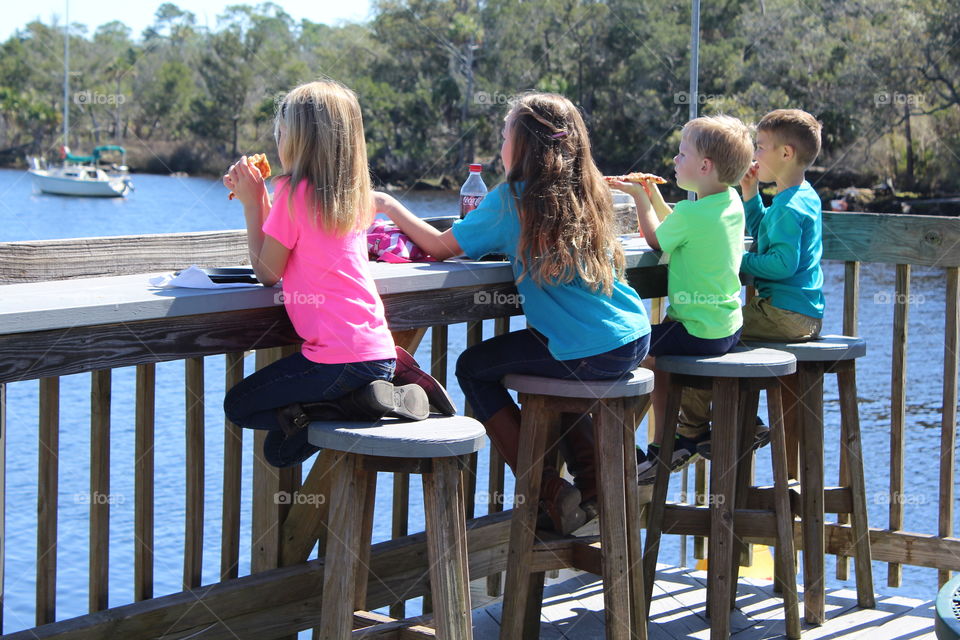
[366,221,436,263]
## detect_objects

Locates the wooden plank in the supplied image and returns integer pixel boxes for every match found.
[798,364,826,625]
[89,370,111,612]
[836,256,861,582]
[319,452,368,639]
[422,457,473,639]
[390,467,410,620]
[939,266,959,586]
[184,357,205,589]
[463,320,483,520]
[134,363,155,601]
[822,211,960,266]
[391,328,427,354]
[430,325,448,387]
[0,230,250,283]
[485,317,511,600]
[221,352,244,581]
[889,263,910,587]
[707,378,738,638]
[0,383,5,633]
[278,450,334,568]
[252,348,283,574]
[37,377,60,625]
[836,361,876,608]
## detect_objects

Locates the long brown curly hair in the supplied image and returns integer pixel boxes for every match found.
[506,93,622,296]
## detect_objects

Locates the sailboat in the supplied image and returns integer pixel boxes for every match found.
[27,2,133,198]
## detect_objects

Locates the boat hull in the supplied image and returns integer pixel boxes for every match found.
[29,169,130,197]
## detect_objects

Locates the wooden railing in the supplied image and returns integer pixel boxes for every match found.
[0,211,958,638]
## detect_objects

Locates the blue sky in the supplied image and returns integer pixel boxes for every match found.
[3,0,372,41]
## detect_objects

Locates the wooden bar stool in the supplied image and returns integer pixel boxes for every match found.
[643,347,801,640]
[745,335,875,623]
[309,415,487,640]
[499,368,655,640]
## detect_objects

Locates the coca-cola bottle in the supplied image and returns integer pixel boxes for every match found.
[459,163,488,219]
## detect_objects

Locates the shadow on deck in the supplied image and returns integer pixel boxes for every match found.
[472,565,936,640]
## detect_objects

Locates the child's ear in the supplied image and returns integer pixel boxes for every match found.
[782,144,796,161]
[701,157,714,175]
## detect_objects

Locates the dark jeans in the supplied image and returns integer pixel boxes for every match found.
[456,329,650,422]
[224,352,395,467]
[648,319,742,357]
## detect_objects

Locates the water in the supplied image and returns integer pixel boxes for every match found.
[1,166,957,631]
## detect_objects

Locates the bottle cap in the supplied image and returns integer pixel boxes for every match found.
[469,163,482,173]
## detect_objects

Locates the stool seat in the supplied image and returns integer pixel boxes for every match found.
[502,367,655,398]
[655,346,796,377]
[745,334,866,362]
[309,415,486,458]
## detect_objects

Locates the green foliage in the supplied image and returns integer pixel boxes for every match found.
[0,0,958,192]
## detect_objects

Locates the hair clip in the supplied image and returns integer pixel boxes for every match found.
[551,130,569,139]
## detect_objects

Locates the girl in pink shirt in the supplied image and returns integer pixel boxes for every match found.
[222,80,428,467]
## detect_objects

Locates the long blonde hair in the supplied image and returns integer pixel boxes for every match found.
[506,93,622,296]
[274,81,372,235]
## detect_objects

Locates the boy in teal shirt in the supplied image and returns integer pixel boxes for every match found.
[687,109,825,461]
[610,114,754,477]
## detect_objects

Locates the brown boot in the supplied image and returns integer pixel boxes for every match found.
[540,472,587,535]
[559,413,599,521]
[482,405,522,472]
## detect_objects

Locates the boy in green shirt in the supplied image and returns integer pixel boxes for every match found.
[610,114,754,478]
[687,109,825,461]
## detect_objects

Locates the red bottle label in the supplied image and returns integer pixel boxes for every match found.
[460,194,484,218]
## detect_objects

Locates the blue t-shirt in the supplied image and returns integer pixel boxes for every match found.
[451,183,651,361]
[741,181,824,319]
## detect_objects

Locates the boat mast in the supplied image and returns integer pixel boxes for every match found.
[63,0,69,148]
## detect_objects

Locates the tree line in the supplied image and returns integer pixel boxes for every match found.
[1,0,958,197]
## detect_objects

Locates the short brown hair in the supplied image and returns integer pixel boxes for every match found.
[681,115,754,185]
[757,109,822,168]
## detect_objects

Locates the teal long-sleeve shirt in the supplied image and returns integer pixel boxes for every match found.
[741,181,825,318]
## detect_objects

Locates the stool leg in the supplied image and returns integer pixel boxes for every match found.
[729,387,761,610]
[643,379,683,615]
[355,472,378,610]
[798,363,826,625]
[836,361,875,608]
[707,378,739,639]
[782,372,802,481]
[624,396,651,639]
[595,399,633,640]
[318,452,367,640]
[501,395,551,640]
[768,384,801,640]
[423,457,474,640]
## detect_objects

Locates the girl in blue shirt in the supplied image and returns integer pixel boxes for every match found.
[374,92,650,533]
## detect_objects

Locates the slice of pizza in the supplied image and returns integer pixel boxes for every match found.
[603,172,668,185]
[228,154,272,200]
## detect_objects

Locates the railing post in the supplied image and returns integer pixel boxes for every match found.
[37,377,59,625]
[184,357,205,589]
[90,370,111,612]
[888,263,910,587]
[939,267,958,587]
[135,363,155,602]
[221,352,245,581]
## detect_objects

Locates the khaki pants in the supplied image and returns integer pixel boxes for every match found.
[677,296,822,437]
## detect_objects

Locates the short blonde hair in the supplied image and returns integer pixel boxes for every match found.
[757,109,822,168]
[681,115,754,186]
[275,80,372,235]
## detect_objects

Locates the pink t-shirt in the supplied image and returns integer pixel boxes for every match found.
[262,178,396,364]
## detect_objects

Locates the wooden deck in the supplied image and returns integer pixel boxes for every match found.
[470,566,936,640]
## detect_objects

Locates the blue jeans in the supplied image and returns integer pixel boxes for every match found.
[224,353,395,467]
[456,329,650,422]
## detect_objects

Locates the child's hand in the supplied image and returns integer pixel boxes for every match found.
[372,190,401,217]
[225,156,266,207]
[740,162,760,198]
[607,178,650,200]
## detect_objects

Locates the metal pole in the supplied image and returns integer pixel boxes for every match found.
[687,0,700,201]
[63,0,69,148]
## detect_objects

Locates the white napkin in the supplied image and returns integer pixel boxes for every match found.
[149,265,260,289]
